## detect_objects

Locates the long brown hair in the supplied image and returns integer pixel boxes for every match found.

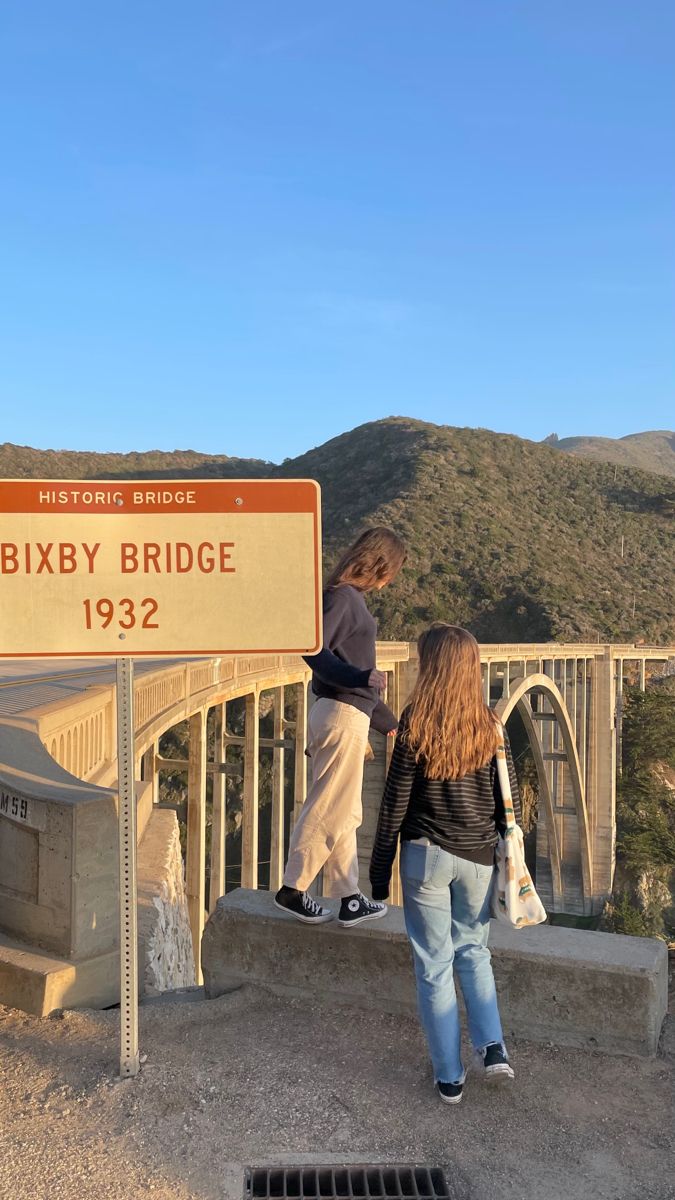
[325,527,406,592]
[404,623,500,780]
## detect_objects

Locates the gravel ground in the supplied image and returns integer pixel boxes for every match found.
[0,983,673,1200]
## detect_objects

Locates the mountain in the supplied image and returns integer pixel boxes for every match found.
[550,431,675,480]
[2,419,674,644]
[0,442,270,480]
[275,419,675,644]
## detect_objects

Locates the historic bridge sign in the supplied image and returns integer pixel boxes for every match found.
[0,479,322,656]
[0,476,322,1077]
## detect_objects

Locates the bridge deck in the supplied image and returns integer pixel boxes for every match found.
[2,640,671,718]
[0,657,181,716]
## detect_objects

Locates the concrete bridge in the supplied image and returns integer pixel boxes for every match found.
[0,640,673,1014]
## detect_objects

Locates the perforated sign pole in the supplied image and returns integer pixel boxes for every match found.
[116,656,139,1078]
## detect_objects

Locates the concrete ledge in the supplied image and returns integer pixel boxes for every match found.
[0,934,122,1016]
[202,888,669,1058]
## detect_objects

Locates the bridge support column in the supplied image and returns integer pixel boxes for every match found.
[389,663,401,716]
[141,741,159,806]
[292,681,308,828]
[241,692,260,890]
[269,687,285,891]
[536,661,556,909]
[388,663,403,906]
[209,702,227,913]
[397,653,419,709]
[186,709,207,983]
[359,730,389,900]
[580,658,589,791]
[616,658,625,776]
[588,648,616,909]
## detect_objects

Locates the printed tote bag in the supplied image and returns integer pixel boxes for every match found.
[491,730,547,928]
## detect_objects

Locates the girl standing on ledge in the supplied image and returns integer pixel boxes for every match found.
[275,526,406,927]
[370,623,520,1104]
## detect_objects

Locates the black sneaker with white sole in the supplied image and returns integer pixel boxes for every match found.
[274,887,333,924]
[481,1042,515,1082]
[337,892,387,927]
[437,1079,464,1105]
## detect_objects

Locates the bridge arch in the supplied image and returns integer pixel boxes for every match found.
[495,673,593,914]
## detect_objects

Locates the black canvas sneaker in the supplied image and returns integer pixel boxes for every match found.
[274,887,333,924]
[337,892,388,927]
[481,1042,515,1082]
[437,1079,464,1105]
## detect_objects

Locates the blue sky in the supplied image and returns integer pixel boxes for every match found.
[1,2,673,462]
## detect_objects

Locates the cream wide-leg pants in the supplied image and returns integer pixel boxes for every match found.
[283,698,370,898]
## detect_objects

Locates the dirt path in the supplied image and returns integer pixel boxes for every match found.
[1,985,673,1200]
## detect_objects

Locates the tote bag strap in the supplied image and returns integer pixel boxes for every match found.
[495,722,517,833]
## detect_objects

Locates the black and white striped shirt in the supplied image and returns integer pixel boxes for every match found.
[369,708,522,899]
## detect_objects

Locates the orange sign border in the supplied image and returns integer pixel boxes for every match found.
[0,478,322,658]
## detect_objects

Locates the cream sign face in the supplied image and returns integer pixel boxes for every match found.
[0,480,322,656]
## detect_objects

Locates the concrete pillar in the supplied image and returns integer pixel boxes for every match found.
[572,658,579,750]
[483,661,491,705]
[359,731,389,901]
[639,659,646,691]
[241,691,259,890]
[357,663,409,906]
[209,702,227,913]
[389,664,401,721]
[186,709,207,983]
[536,660,556,908]
[616,658,624,775]
[588,648,616,908]
[269,686,285,892]
[293,680,308,827]
[397,649,419,708]
[141,741,159,805]
[580,659,588,790]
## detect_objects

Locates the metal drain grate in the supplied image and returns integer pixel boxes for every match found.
[244,1165,450,1200]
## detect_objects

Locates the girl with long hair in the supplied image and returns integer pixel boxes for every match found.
[275,526,406,927]
[370,623,521,1104]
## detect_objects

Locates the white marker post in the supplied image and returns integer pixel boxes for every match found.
[0,478,322,1079]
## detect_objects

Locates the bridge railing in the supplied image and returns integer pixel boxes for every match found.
[37,688,114,783]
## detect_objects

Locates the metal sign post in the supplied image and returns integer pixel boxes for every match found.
[116,656,139,1077]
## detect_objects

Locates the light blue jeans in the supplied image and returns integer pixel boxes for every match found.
[400,839,504,1085]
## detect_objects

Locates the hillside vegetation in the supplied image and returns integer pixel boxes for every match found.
[0,441,270,480]
[551,430,675,480]
[278,419,675,644]
[603,677,675,938]
[2,418,674,644]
